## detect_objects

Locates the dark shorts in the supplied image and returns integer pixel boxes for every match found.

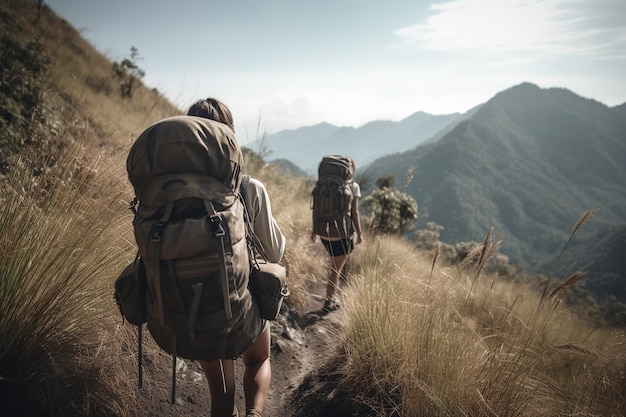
[321,237,354,257]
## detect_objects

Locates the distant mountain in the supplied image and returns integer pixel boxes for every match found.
[365,82,626,298]
[245,112,465,175]
[270,158,309,177]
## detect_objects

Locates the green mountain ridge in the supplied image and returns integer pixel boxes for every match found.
[366,82,626,301]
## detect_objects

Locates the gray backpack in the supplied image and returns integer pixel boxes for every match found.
[126,115,252,361]
[311,155,354,238]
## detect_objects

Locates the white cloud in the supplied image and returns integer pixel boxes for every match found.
[394,0,625,59]
[231,95,323,141]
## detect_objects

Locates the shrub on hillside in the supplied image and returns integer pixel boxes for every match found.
[112,46,145,98]
[0,35,49,170]
[363,174,418,235]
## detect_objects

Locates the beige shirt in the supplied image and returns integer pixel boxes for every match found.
[244,177,286,263]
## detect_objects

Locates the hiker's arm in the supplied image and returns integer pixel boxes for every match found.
[351,198,363,244]
[351,182,363,244]
[310,212,317,242]
[247,178,286,262]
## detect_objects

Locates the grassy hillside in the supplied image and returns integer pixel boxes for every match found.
[1,0,179,163]
[1,2,625,416]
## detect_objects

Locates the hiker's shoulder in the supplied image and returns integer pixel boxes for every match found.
[246,176,265,191]
[244,177,270,200]
[350,181,361,196]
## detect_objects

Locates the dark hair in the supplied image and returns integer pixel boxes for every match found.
[187,98,235,130]
[348,156,356,172]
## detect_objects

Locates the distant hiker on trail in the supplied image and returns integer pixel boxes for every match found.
[187,98,285,417]
[310,155,363,312]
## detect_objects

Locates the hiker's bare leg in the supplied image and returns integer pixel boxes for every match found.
[242,326,271,414]
[200,359,237,417]
[327,253,348,300]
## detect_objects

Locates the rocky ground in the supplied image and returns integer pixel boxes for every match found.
[138,278,360,417]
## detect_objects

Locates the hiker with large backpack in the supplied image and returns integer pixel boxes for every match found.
[310,155,363,312]
[126,98,285,417]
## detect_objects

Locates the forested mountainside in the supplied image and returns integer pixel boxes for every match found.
[365,82,626,301]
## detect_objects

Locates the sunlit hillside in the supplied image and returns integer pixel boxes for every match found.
[1,2,625,416]
[1,0,179,165]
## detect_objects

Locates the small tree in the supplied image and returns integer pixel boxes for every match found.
[112,46,145,98]
[364,175,418,235]
[413,221,444,251]
[375,174,396,189]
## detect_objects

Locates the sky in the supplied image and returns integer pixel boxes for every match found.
[45,0,626,142]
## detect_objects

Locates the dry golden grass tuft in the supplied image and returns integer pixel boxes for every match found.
[0,140,139,414]
[337,230,626,416]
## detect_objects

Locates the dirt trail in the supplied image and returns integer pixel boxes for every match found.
[264,293,346,417]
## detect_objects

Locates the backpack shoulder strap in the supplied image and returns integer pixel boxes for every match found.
[239,175,269,266]
[240,174,251,195]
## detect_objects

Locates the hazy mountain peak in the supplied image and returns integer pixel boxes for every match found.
[259,111,463,174]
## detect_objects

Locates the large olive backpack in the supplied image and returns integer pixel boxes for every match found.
[126,115,252,361]
[311,155,354,238]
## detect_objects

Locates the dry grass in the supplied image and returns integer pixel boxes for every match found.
[338,231,626,416]
[0,141,140,414]
[6,0,180,154]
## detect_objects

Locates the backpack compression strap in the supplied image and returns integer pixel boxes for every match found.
[204,199,234,321]
[146,202,173,326]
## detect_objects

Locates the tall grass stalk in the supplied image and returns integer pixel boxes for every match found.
[548,207,598,281]
[427,242,440,295]
[400,165,415,191]
[463,228,503,311]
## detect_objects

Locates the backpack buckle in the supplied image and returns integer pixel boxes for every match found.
[209,214,226,237]
[129,197,138,214]
[150,220,166,242]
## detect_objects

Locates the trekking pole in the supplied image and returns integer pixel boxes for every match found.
[171,354,177,404]
[138,324,143,388]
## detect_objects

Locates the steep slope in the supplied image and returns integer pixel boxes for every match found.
[0,0,179,156]
[366,83,626,277]
[247,111,462,174]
